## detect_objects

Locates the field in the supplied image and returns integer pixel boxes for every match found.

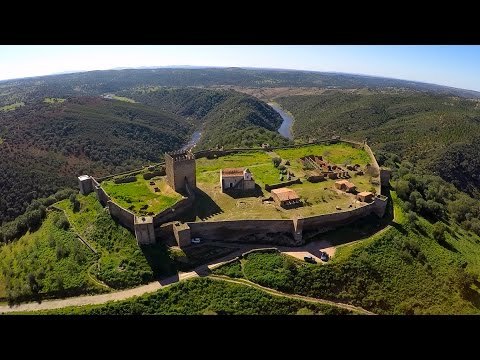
[0,102,24,111]
[190,143,375,221]
[101,175,183,215]
[110,95,136,103]
[43,98,66,104]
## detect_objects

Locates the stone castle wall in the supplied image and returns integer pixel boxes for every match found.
[187,219,299,245]
[108,200,135,231]
[153,181,196,226]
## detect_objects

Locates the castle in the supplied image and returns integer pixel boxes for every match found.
[77,140,390,250]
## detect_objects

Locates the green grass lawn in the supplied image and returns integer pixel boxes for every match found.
[0,102,24,111]
[275,143,371,168]
[192,144,376,221]
[101,175,182,215]
[43,98,66,104]
[110,95,136,103]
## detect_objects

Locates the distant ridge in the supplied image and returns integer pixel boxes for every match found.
[1,66,479,99]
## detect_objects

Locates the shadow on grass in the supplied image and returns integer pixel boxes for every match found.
[224,184,264,199]
[178,188,223,222]
[140,243,177,280]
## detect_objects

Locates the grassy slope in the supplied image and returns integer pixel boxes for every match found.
[101,175,182,215]
[214,192,480,314]
[56,194,156,288]
[0,211,99,302]
[30,278,352,315]
[276,91,480,196]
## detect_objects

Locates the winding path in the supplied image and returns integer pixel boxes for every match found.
[208,275,374,315]
[2,196,395,315]
[0,239,378,314]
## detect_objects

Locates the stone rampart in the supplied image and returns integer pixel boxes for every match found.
[108,200,135,231]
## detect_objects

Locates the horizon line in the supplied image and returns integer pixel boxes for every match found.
[1,65,479,95]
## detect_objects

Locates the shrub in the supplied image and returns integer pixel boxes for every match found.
[272,157,281,168]
[432,222,447,243]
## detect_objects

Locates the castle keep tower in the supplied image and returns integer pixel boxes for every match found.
[165,150,196,193]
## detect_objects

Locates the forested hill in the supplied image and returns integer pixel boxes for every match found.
[118,87,290,149]
[1,67,479,108]
[0,97,191,224]
[276,90,480,196]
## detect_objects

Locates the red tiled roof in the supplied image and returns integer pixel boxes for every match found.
[271,188,300,202]
[357,191,374,197]
[335,180,356,189]
[222,168,245,176]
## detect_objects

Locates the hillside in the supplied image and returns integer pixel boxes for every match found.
[212,191,480,314]
[0,97,190,224]
[118,87,290,149]
[2,68,479,108]
[28,278,353,315]
[276,90,480,196]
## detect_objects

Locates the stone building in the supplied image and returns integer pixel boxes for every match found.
[220,168,255,193]
[165,150,196,193]
[356,191,374,203]
[271,187,301,208]
[78,175,93,195]
[134,216,155,245]
[335,179,357,193]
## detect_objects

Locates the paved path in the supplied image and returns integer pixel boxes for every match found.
[0,239,353,314]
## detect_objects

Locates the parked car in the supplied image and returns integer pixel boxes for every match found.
[191,238,201,244]
[304,255,317,264]
[320,251,329,262]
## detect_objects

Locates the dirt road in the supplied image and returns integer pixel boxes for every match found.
[0,239,344,314]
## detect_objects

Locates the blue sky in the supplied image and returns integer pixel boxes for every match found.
[1,45,480,91]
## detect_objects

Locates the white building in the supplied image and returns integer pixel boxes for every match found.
[220,168,256,193]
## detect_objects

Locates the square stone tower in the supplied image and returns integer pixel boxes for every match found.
[165,150,196,193]
[134,216,155,245]
[78,175,93,195]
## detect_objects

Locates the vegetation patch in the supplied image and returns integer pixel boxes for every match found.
[212,260,244,278]
[109,95,136,103]
[43,98,66,104]
[55,194,160,289]
[29,278,353,315]
[0,102,24,111]
[0,211,99,304]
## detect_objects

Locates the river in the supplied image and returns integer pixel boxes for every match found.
[269,102,294,140]
[180,130,202,152]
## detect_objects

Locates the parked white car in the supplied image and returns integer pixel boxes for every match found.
[191,238,201,244]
